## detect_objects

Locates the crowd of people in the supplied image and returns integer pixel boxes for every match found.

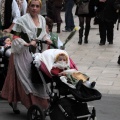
[0,0,120,115]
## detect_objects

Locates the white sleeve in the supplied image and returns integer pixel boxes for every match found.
[21,0,27,15]
[12,0,20,23]
[57,36,63,49]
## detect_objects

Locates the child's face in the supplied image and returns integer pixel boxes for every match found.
[4,38,11,45]
[57,55,67,63]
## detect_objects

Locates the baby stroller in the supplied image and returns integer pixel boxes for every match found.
[27,49,102,120]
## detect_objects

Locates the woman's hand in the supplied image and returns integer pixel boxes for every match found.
[30,40,37,46]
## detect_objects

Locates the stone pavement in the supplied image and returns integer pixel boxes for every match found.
[52,6,120,95]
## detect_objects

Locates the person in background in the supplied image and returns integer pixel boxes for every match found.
[45,17,63,49]
[40,0,47,17]
[16,0,27,16]
[47,0,63,33]
[62,0,75,32]
[96,0,118,45]
[74,0,96,44]
[1,0,52,114]
[114,0,120,64]
[0,0,20,32]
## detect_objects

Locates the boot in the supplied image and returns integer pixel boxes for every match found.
[84,36,88,44]
[78,26,84,45]
[78,37,82,45]
[57,23,61,33]
[84,25,90,43]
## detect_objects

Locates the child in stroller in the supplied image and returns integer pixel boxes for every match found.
[33,49,96,90]
[28,48,102,120]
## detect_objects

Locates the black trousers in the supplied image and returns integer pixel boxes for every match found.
[99,20,114,44]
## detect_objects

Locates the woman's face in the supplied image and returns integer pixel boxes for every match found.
[28,0,41,17]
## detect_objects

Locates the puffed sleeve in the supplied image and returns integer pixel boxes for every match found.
[12,0,21,23]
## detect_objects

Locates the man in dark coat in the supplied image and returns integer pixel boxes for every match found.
[96,0,118,45]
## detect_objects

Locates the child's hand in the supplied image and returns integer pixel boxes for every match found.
[58,72,66,76]
[4,44,11,48]
[46,39,52,44]
[60,46,65,50]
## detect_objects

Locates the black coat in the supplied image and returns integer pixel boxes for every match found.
[96,0,118,23]
[75,0,97,17]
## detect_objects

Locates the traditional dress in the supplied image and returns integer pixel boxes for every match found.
[1,13,50,109]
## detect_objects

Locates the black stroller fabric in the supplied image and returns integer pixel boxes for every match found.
[31,62,52,84]
[52,76,102,102]
[69,83,102,102]
[50,97,90,120]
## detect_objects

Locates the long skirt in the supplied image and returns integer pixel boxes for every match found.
[1,54,49,109]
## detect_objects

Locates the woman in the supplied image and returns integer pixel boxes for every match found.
[1,0,52,114]
[75,0,96,44]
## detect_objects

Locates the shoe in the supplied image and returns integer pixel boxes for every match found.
[84,38,88,44]
[99,43,105,45]
[91,81,96,88]
[84,36,88,44]
[117,55,120,65]
[9,103,20,114]
[109,42,113,44]
[78,38,82,45]
[62,29,72,32]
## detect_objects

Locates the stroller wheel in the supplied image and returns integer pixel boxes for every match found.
[27,105,45,120]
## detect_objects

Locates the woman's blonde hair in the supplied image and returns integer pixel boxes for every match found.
[28,0,42,8]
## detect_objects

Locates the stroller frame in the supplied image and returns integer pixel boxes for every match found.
[27,66,101,120]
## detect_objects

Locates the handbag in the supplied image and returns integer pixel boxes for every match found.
[77,1,89,15]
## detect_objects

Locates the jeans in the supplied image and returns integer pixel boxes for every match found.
[65,0,75,30]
